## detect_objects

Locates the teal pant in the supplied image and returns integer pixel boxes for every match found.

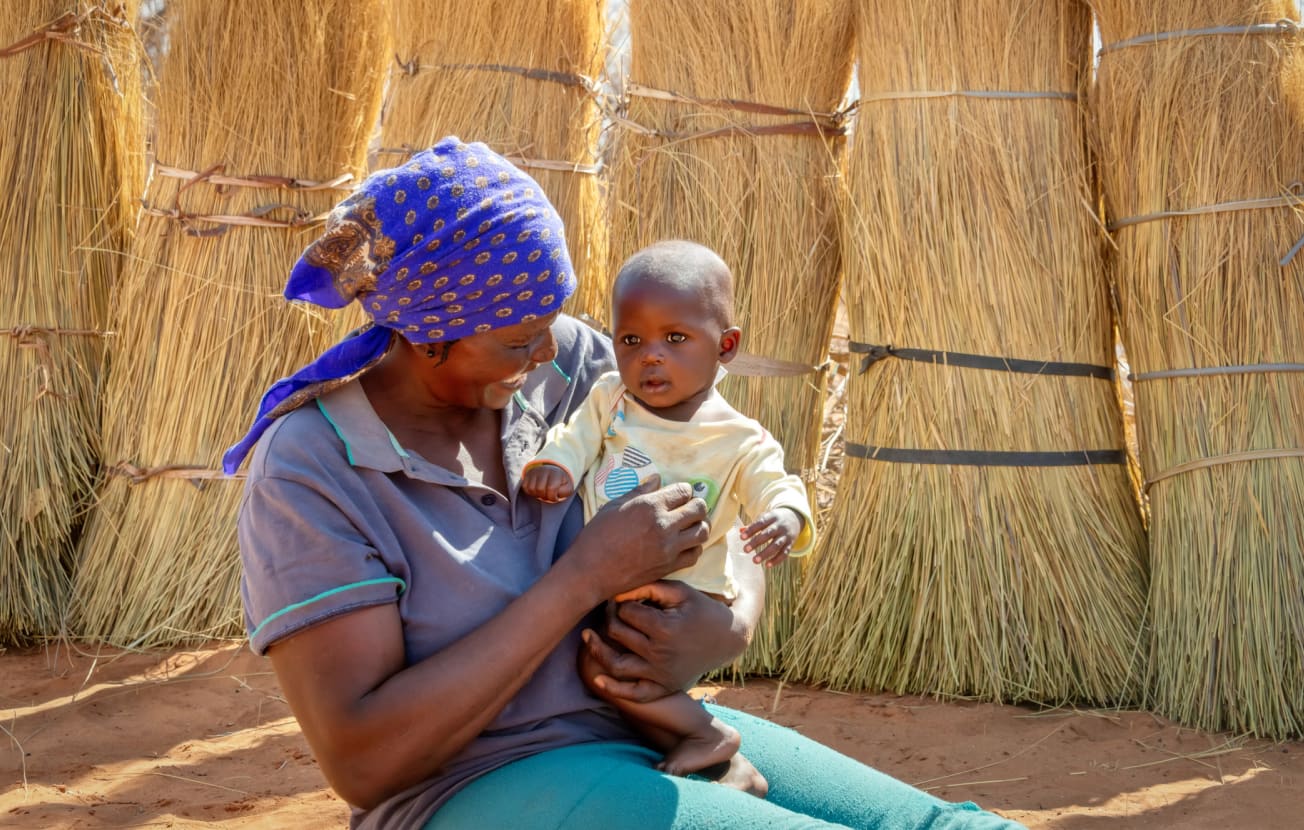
[426,705,1025,830]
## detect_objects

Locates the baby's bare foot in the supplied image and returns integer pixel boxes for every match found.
[656,717,741,778]
[707,753,769,798]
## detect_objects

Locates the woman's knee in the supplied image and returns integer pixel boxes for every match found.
[707,705,1026,830]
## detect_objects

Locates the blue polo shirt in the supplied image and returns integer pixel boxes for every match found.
[236,316,633,828]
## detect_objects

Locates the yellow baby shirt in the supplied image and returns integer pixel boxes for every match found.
[526,371,815,598]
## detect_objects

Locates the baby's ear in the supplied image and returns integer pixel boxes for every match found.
[718,327,742,363]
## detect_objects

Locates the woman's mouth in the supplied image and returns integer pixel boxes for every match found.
[499,362,540,391]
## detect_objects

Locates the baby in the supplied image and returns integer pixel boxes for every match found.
[523,239,815,781]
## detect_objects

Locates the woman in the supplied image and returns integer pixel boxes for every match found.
[226,138,1024,830]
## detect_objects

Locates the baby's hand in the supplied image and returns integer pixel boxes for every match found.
[739,508,804,567]
[522,464,575,503]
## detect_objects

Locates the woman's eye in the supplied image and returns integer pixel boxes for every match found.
[666,332,686,343]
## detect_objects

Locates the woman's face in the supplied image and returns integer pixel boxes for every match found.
[430,311,561,409]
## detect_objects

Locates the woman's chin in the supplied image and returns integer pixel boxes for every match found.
[477,376,525,409]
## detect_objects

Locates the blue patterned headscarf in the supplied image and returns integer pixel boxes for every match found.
[223,137,577,474]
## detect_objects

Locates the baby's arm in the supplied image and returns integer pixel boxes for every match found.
[522,372,620,503]
[735,430,817,567]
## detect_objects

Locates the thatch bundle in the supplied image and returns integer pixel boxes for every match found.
[0,2,144,644]
[786,0,1148,704]
[606,0,855,674]
[68,0,387,646]
[1091,0,1304,737]
[380,0,608,319]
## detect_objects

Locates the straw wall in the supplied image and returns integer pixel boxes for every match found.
[0,2,144,644]
[607,0,855,674]
[68,0,387,646]
[787,0,1148,705]
[381,0,608,320]
[1091,0,1304,737]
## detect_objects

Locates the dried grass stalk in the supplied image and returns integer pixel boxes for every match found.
[68,0,386,646]
[1091,0,1304,737]
[0,1,144,644]
[381,0,607,320]
[607,0,855,674]
[787,0,1148,705]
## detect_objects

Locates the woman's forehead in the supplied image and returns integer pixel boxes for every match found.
[493,310,561,338]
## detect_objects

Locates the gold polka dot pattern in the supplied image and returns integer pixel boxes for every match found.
[284,137,576,346]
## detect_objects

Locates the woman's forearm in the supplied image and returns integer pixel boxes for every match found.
[370,556,600,747]
[274,554,603,809]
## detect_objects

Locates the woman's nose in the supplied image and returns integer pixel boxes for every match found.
[530,327,558,364]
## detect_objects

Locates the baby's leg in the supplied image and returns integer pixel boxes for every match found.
[579,639,765,794]
[624,688,740,777]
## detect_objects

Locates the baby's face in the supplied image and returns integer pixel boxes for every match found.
[611,280,723,415]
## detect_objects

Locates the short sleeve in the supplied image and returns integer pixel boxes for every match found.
[238,474,404,655]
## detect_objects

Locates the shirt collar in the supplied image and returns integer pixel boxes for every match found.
[505,359,573,431]
[315,381,408,474]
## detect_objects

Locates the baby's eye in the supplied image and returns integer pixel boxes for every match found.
[666,332,687,344]
[620,334,640,346]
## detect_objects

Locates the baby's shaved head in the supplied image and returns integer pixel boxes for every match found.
[612,240,735,327]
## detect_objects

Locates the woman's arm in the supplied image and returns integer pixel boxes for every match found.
[267,479,708,809]
[579,554,766,701]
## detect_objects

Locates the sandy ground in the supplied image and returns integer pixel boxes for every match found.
[2,643,1300,828]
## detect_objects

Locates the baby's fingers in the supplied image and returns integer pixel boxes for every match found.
[750,523,797,560]
[740,512,778,541]
[743,519,786,554]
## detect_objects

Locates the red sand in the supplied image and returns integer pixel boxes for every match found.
[2,642,1299,828]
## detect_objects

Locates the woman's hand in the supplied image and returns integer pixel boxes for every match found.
[580,557,766,702]
[565,476,710,604]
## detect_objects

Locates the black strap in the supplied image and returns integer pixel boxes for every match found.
[848,341,1113,379]
[844,442,1126,467]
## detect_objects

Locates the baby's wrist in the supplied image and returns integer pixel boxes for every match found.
[775,506,803,527]
[525,459,569,476]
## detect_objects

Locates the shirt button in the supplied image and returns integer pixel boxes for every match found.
[480,494,497,506]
